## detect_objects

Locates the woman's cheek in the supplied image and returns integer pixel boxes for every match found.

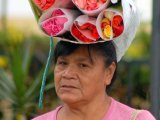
[54,67,63,89]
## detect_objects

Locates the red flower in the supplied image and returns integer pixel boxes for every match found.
[71,24,94,43]
[92,28,99,39]
[79,23,90,30]
[33,0,55,11]
[77,22,100,39]
[72,24,81,37]
[112,15,124,37]
[100,0,106,2]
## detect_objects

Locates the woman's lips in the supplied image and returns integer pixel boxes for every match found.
[61,85,77,88]
[60,85,78,91]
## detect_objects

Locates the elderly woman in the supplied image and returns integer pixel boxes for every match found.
[29,0,156,119]
[33,41,155,120]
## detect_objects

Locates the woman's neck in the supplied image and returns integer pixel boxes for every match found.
[57,95,111,120]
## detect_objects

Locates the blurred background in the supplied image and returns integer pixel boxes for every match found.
[0,0,159,120]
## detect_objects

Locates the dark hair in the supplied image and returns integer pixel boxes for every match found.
[53,41,117,92]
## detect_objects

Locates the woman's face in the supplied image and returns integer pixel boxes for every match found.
[54,46,115,105]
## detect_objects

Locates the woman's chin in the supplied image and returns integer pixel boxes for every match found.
[59,94,81,104]
[57,88,82,103]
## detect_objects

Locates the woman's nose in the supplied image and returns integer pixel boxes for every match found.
[62,65,76,79]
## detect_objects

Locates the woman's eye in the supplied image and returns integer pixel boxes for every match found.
[79,63,89,68]
[58,61,67,65]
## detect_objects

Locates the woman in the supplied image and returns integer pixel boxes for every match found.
[33,41,155,120]
[29,0,156,119]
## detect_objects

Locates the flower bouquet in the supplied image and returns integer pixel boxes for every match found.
[96,9,124,41]
[29,0,76,20]
[33,0,55,11]
[71,15,100,43]
[28,0,140,109]
[33,0,75,10]
[72,0,110,16]
[39,8,80,36]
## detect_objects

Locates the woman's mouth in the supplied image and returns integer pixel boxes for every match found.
[60,85,78,91]
[61,85,77,88]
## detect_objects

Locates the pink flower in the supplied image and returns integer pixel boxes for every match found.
[73,0,106,11]
[74,0,86,9]
[52,9,64,17]
[86,0,98,10]
[42,17,68,36]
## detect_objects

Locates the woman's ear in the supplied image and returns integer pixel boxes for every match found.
[104,62,116,86]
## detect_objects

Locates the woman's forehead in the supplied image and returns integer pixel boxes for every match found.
[59,46,100,62]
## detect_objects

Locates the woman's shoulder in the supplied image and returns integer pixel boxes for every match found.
[112,98,135,113]
[31,106,62,120]
[136,110,156,120]
[109,98,156,120]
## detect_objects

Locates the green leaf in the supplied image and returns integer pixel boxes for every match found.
[0,87,16,103]
[0,68,16,91]
[8,46,26,97]
[45,84,54,91]
[22,40,33,77]
[24,70,43,101]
